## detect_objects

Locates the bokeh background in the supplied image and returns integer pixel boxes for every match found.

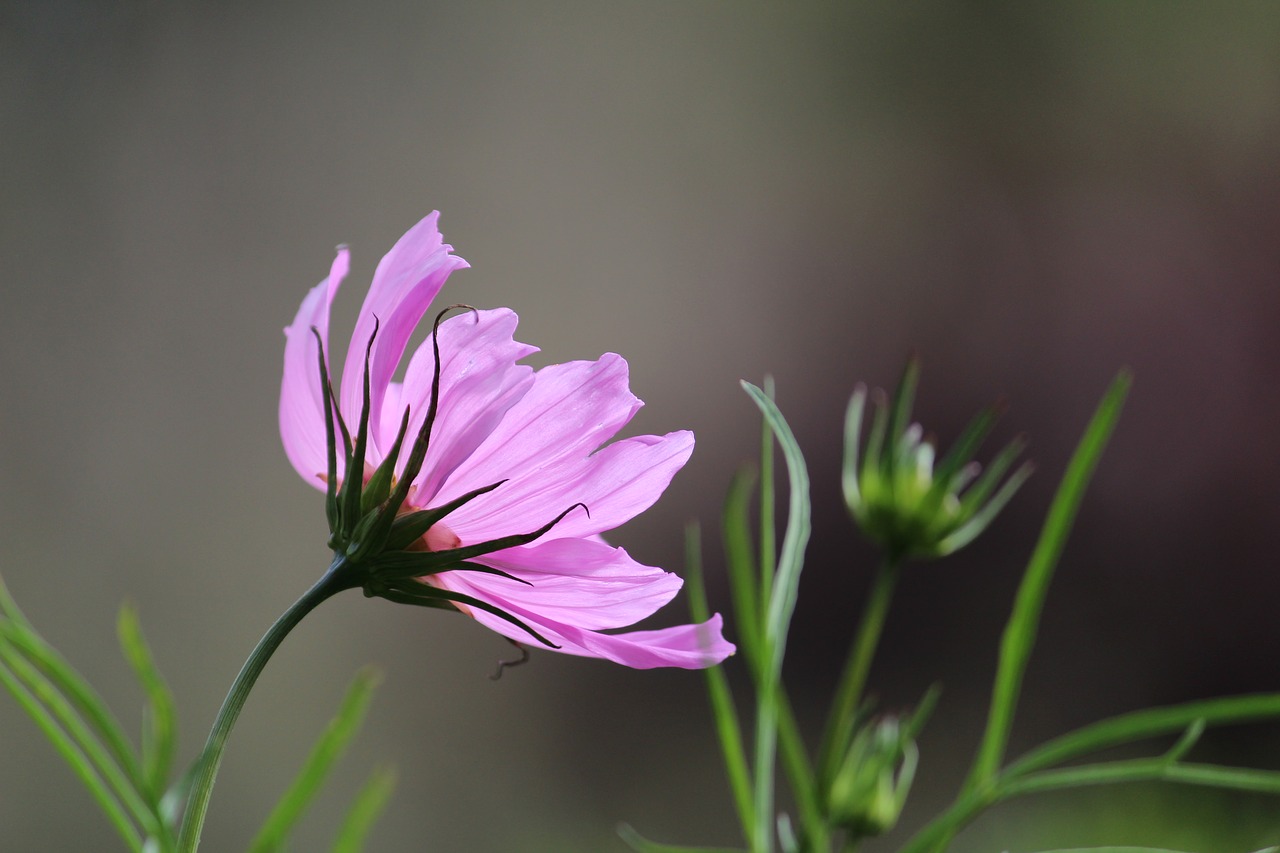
[3,2,1280,850]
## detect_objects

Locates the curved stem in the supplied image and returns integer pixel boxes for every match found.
[177,558,353,852]
[818,558,900,787]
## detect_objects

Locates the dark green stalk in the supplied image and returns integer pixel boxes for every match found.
[818,558,900,788]
[176,560,354,851]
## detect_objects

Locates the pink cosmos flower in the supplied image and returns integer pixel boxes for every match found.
[278,212,733,669]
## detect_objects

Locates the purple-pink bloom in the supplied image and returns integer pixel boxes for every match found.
[279,212,733,669]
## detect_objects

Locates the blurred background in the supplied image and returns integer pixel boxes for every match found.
[3,2,1280,850]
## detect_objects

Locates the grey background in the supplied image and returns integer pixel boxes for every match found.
[3,2,1280,850]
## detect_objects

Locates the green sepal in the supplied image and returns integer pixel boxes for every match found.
[338,322,379,539]
[381,479,507,553]
[361,406,411,516]
[377,581,558,648]
[376,307,474,523]
[937,457,1035,555]
[904,683,941,740]
[368,556,531,586]
[883,358,920,481]
[344,504,390,561]
[862,388,890,492]
[922,403,999,516]
[955,434,1028,519]
[312,328,341,535]
[842,386,868,511]
[369,502,587,577]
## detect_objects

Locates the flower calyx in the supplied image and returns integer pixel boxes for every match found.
[843,358,1033,561]
[312,307,580,649]
[827,686,937,838]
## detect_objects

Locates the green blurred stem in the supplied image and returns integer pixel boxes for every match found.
[818,558,900,786]
[177,557,353,852]
[775,691,828,851]
[898,758,1280,853]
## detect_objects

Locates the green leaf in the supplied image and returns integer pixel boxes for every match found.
[741,381,812,853]
[720,465,761,676]
[965,371,1131,791]
[1003,759,1280,798]
[0,643,144,851]
[684,522,753,841]
[249,667,382,853]
[1004,692,1280,779]
[0,609,142,790]
[331,764,397,853]
[0,604,163,844]
[757,376,777,618]
[118,604,177,803]
[617,823,745,853]
[1025,849,1202,853]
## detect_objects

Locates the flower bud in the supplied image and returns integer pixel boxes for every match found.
[843,359,1032,560]
[827,688,936,838]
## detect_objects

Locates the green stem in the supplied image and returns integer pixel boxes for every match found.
[818,558,900,787]
[176,558,352,852]
[897,758,1280,853]
[775,691,828,851]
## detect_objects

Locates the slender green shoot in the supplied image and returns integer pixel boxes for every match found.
[1004,692,1280,780]
[722,467,763,675]
[248,667,381,852]
[118,604,178,803]
[0,637,160,836]
[618,823,746,853]
[817,557,900,789]
[332,764,398,853]
[0,618,144,791]
[0,651,144,851]
[758,375,777,633]
[685,521,754,840]
[742,381,812,853]
[964,371,1131,792]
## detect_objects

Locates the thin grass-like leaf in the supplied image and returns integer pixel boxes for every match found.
[742,381,811,853]
[118,604,177,803]
[685,522,753,841]
[617,823,745,853]
[964,371,1131,791]
[0,620,143,789]
[758,375,777,617]
[249,667,381,853]
[331,764,397,853]
[0,639,158,835]
[1003,759,1280,798]
[0,652,144,851]
[1004,692,1280,779]
[721,466,762,674]
[1024,848,1201,853]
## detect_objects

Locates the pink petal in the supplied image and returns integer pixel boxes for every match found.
[337,212,469,443]
[279,248,349,488]
[390,308,538,503]
[454,538,682,631]
[429,353,644,506]
[444,430,695,542]
[463,598,734,669]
